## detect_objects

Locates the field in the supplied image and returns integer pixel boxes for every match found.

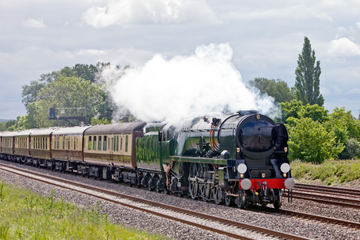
[291,159,360,188]
[0,180,167,240]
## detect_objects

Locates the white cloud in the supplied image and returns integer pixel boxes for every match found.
[328,37,360,56]
[357,21,360,30]
[22,18,46,28]
[76,49,106,55]
[227,4,332,21]
[82,0,219,28]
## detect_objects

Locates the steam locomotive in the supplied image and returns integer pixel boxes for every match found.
[0,110,294,209]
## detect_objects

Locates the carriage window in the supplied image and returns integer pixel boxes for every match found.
[93,136,97,150]
[98,136,102,151]
[45,138,48,150]
[120,136,123,151]
[116,136,119,151]
[57,139,59,149]
[68,137,70,150]
[103,136,107,151]
[88,136,92,150]
[125,135,128,152]
[74,137,76,150]
[113,136,116,151]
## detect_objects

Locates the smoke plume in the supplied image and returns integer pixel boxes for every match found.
[100,43,275,122]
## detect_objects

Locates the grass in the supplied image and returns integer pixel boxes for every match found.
[0,180,169,240]
[291,159,360,186]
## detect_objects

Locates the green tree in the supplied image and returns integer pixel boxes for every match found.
[297,104,329,123]
[35,76,109,127]
[249,78,295,103]
[288,117,344,163]
[295,36,324,106]
[323,107,360,159]
[90,117,111,125]
[24,102,40,129]
[280,100,304,122]
[281,100,328,124]
[21,80,46,106]
[21,63,107,107]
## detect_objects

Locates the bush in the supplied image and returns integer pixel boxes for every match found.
[339,138,360,159]
[288,117,344,163]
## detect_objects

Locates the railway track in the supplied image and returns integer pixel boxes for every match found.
[0,162,309,240]
[283,184,360,209]
[294,183,360,197]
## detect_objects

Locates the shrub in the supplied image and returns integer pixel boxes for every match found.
[288,117,344,163]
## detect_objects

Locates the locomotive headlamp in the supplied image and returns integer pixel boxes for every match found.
[237,163,247,174]
[280,163,290,173]
[284,178,295,189]
[240,178,251,190]
[284,147,288,153]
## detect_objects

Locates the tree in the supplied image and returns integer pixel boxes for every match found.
[295,37,324,106]
[323,107,360,159]
[21,80,46,106]
[280,100,304,122]
[287,117,344,163]
[249,78,295,103]
[34,76,110,127]
[21,63,107,107]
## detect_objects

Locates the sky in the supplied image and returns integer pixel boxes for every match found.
[1,0,360,120]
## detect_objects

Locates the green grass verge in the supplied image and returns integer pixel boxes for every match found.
[0,180,169,240]
[291,159,360,186]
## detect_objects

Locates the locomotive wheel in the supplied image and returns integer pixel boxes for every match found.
[164,186,169,195]
[200,184,207,202]
[155,180,161,193]
[189,181,198,200]
[236,189,247,209]
[225,195,232,207]
[148,179,153,191]
[214,187,223,205]
[273,189,282,210]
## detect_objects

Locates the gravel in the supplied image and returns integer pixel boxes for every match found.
[1,160,360,240]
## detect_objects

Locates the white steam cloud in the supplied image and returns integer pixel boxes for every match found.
[100,43,275,122]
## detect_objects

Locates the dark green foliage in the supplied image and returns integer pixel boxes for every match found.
[21,80,46,107]
[295,36,324,106]
[339,138,360,160]
[72,64,98,83]
[249,78,295,103]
